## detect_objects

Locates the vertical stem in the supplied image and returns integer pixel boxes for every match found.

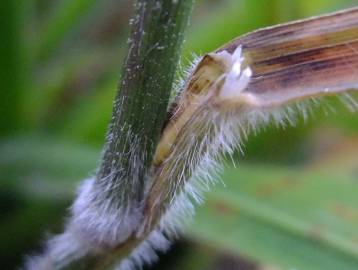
[63,0,194,269]
[97,0,194,207]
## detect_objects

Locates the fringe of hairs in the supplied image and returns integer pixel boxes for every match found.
[25,48,357,270]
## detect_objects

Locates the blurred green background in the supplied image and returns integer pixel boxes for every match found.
[1,0,358,269]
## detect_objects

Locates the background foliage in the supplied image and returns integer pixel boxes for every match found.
[1,0,357,269]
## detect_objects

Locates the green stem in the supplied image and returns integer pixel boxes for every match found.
[97,0,194,210]
[64,0,194,269]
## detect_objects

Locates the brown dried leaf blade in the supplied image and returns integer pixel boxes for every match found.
[220,7,358,107]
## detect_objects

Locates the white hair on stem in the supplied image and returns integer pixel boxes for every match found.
[25,43,357,270]
[121,44,358,269]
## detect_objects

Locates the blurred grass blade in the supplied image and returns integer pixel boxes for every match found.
[188,163,358,270]
[220,7,358,107]
[0,137,98,198]
[35,0,97,60]
[0,0,24,136]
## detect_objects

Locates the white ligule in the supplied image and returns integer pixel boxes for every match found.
[213,46,252,100]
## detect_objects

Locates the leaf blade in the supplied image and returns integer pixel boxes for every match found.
[220,7,358,107]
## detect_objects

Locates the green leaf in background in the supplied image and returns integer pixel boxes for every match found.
[0,137,98,199]
[0,0,24,137]
[188,163,358,270]
[34,0,98,61]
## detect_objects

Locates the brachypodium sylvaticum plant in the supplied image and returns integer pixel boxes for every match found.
[26,2,358,270]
